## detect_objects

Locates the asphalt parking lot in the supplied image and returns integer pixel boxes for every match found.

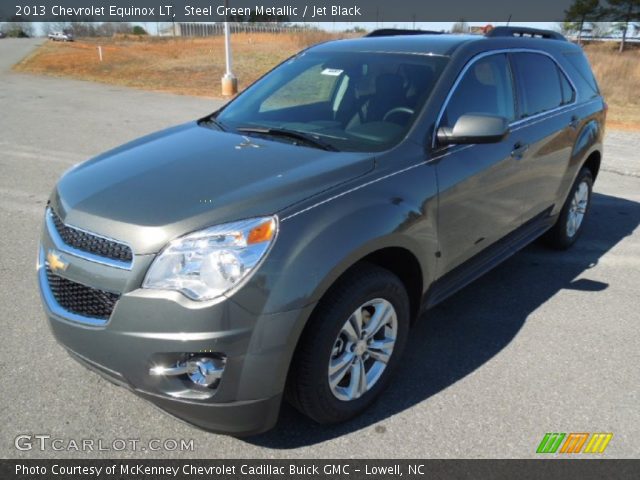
[1,38,638,459]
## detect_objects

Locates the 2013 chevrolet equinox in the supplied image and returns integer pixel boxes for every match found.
[38,27,605,435]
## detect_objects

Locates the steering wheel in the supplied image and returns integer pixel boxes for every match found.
[382,107,415,123]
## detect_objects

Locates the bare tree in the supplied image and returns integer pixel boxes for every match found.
[589,21,613,37]
[155,22,174,37]
[66,22,133,38]
[3,19,35,37]
[94,23,128,37]
[606,0,640,52]
[43,22,72,35]
[117,22,133,34]
[451,20,469,34]
[94,23,114,37]
[68,22,96,37]
[558,22,568,34]
[565,0,600,43]
[559,21,579,35]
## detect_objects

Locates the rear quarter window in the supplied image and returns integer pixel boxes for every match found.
[562,52,600,100]
[559,69,575,105]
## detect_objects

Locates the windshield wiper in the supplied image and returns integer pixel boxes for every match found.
[236,126,339,151]
[199,115,227,131]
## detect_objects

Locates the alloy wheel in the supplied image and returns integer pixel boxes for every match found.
[328,298,397,401]
[566,180,589,238]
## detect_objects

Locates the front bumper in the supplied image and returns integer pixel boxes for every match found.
[66,346,283,436]
[37,218,313,435]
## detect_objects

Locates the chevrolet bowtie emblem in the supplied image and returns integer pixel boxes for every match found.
[46,249,68,273]
[235,136,262,150]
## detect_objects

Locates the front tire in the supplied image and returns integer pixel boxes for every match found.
[544,167,593,250]
[286,263,410,424]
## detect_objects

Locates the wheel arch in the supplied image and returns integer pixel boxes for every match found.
[582,149,601,180]
[354,247,424,322]
[271,241,427,408]
[302,232,429,326]
[571,118,602,181]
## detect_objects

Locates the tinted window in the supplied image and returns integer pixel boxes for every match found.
[260,64,341,112]
[559,69,575,105]
[563,52,600,99]
[218,51,448,152]
[442,54,515,128]
[512,53,564,118]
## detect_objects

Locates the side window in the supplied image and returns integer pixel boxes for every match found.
[559,69,575,105]
[511,53,566,118]
[563,52,600,100]
[442,54,515,128]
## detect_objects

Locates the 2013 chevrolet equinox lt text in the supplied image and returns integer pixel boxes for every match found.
[38,27,605,435]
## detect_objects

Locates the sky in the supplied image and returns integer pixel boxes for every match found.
[147,21,558,35]
[307,22,557,32]
[32,21,558,36]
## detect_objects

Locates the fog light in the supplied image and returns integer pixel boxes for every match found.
[150,355,225,388]
[187,357,224,387]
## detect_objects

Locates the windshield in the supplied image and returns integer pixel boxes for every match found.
[216,50,448,152]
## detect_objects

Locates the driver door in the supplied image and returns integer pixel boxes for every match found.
[434,53,526,276]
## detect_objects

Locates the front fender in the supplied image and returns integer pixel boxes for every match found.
[232,161,439,316]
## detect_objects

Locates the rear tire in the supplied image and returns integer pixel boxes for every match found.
[544,167,593,250]
[286,263,410,424]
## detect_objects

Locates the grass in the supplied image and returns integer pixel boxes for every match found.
[582,43,640,130]
[14,32,344,97]
[14,33,640,128]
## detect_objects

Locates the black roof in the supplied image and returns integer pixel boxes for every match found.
[486,26,566,41]
[312,34,480,57]
[311,27,575,58]
[365,29,444,38]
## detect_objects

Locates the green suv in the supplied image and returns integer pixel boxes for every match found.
[38,27,605,435]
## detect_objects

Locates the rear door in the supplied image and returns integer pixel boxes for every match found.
[508,52,578,222]
[435,53,524,274]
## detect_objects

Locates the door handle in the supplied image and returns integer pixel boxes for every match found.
[569,115,580,129]
[511,142,529,159]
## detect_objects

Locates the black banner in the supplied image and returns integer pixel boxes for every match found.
[2,0,640,23]
[2,460,640,480]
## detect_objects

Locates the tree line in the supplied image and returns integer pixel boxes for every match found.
[0,21,147,38]
[564,0,640,51]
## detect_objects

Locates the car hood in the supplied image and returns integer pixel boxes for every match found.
[53,122,374,254]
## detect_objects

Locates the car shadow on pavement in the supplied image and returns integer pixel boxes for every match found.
[244,192,640,448]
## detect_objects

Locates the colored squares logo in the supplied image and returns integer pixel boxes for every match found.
[584,433,614,453]
[537,433,565,453]
[537,432,613,454]
[560,433,589,453]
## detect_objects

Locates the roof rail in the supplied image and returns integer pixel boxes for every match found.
[365,29,443,38]
[486,26,567,41]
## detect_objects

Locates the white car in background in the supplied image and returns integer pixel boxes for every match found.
[48,32,73,42]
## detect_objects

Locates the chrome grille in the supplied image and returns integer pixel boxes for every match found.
[45,265,119,320]
[49,209,133,263]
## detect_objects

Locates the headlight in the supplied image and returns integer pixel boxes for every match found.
[143,216,277,301]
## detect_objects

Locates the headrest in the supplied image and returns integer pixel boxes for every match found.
[376,73,404,95]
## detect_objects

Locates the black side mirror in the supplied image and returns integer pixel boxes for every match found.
[437,114,510,145]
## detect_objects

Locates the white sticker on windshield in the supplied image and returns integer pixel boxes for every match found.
[321,68,343,76]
